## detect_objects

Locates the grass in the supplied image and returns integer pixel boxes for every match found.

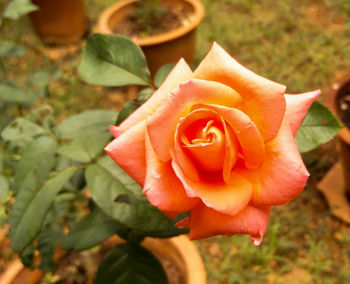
[197,0,350,93]
[194,1,350,282]
[2,0,350,283]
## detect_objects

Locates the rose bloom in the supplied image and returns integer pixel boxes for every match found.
[105,43,320,245]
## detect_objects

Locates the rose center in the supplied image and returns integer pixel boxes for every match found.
[181,120,227,172]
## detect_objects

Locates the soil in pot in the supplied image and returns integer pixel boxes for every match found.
[114,2,191,38]
[99,0,204,76]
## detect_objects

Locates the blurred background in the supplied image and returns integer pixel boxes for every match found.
[1,0,350,283]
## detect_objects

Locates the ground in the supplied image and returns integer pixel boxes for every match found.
[1,0,350,283]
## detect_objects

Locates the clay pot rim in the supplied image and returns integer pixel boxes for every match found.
[97,0,205,46]
[0,235,206,284]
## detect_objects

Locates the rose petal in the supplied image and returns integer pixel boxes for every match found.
[175,217,190,229]
[193,42,286,142]
[110,59,192,137]
[189,203,271,245]
[147,79,242,161]
[222,119,239,183]
[163,211,181,219]
[285,90,321,136]
[192,104,265,171]
[237,120,309,205]
[172,160,252,216]
[105,121,147,185]
[144,133,199,212]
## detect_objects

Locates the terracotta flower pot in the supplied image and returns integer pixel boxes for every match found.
[0,235,206,284]
[97,0,205,76]
[325,74,350,199]
[29,0,87,45]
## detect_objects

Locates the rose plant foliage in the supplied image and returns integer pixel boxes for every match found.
[0,31,342,283]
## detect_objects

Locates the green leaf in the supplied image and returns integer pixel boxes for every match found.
[86,163,187,237]
[19,244,35,269]
[62,207,127,251]
[10,167,77,252]
[57,132,112,163]
[137,88,154,105]
[0,116,14,134]
[0,81,37,105]
[29,71,51,89]
[43,193,75,227]
[154,63,175,87]
[0,206,8,226]
[13,136,57,194]
[1,118,46,141]
[96,243,168,284]
[0,175,9,201]
[3,0,38,20]
[116,101,140,126]
[0,39,26,57]
[37,226,63,272]
[97,155,142,197]
[55,110,117,140]
[29,71,51,97]
[295,101,343,152]
[55,156,86,192]
[79,34,151,86]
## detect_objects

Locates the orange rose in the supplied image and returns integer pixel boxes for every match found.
[105,43,319,245]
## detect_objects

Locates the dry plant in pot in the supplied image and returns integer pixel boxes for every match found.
[317,73,350,223]
[97,0,205,76]
[0,30,342,283]
[326,74,350,195]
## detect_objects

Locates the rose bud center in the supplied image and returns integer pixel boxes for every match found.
[180,117,239,177]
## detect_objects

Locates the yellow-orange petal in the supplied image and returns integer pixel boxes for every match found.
[144,133,199,212]
[192,103,265,171]
[189,203,271,245]
[147,79,242,161]
[193,42,286,142]
[105,121,146,186]
[237,120,309,206]
[110,59,192,138]
[284,90,321,136]
[172,160,252,216]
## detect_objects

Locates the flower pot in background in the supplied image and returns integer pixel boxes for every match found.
[29,0,87,45]
[0,235,206,284]
[97,0,205,76]
[325,74,350,199]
